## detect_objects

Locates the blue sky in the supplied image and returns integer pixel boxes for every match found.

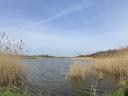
[0,0,128,56]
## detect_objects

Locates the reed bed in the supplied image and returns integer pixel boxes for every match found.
[95,56,128,88]
[69,63,86,80]
[0,32,26,87]
[69,58,94,80]
[70,50,128,81]
[0,54,25,86]
[94,51,128,86]
[95,55,128,76]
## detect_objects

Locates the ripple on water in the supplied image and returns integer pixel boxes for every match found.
[24,58,118,96]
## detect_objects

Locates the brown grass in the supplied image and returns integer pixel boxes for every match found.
[95,55,128,76]
[94,50,128,87]
[69,63,86,80]
[0,32,26,86]
[69,49,128,82]
[0,54,25,86]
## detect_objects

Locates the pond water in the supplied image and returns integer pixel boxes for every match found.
[23,58,118,96]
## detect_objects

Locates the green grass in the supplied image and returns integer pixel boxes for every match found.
[106,89,124,96]
[106,87,128,96]
[80,92,90,96]
[80,87,128,96]
[0,87,23,96]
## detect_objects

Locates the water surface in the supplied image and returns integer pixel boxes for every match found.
[23,58,117,96]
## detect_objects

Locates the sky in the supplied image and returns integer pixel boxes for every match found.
[0,0,128,56]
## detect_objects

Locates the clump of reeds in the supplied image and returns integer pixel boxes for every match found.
[95,56,128,76]
[69,63,86,80]
[95,51,128,84]
[0,32,26,86]
[0,54,26,86]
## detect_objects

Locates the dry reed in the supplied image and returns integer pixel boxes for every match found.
[95,55,128,76]
[0,32,26,86]
[69,63,86,80]
[70,49,128,82]
[94,50,128,85]
[0,54,25,86]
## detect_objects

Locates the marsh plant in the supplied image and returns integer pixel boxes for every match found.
[0,32,29,95]
[71,49,128,81]
[69,59,86,80]
[95,52,128,85]
[0,32,25,55]
[69,58,95,80]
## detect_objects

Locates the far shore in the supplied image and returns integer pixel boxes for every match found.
[20,56,73,59]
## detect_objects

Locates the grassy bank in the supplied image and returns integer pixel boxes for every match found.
[0,86,23,96]
[80,85,128,96]
[105,87,128,96]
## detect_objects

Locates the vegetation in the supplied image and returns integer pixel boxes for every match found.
[72,47,128,96]
[0,32,28,95]
[86,49,119,58]
[105,87,128,96]
[0,54,25,86]
[73,47,128,80]
[80,87,128,96]
[94,49,128,89]
[77,47,128,58]
[69,63,86,80]
[80,92,90,96]
[0,86,23,96]
[22,55,55,59]
[95,55,128,76]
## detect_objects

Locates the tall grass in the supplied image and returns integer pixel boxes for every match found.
[69,59,87,80]
[70,48,128,82]
[70,63,86,80]
[94,50,128,86]
[0,32,26,86]
[0,54,25,86]
[95,54,128,76]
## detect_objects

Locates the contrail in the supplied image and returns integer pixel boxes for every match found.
[24,1,93,30]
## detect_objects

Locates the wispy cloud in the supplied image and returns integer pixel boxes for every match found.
[24,0,93,30]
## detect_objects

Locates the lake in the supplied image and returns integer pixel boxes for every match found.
[23,58,118,96]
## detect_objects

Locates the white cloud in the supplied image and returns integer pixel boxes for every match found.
[23,0,93,30]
